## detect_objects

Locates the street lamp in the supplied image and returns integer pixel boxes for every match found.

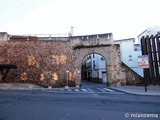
[65,70,69,89]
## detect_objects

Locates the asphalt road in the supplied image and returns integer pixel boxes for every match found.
[0,90,160,120]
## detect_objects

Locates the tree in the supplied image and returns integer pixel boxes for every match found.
[0,64,17,83]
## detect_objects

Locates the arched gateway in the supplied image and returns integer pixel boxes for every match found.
[71,33,126,86]
[0,32,129,87]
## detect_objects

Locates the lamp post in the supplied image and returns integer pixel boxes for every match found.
[65,70,69,89]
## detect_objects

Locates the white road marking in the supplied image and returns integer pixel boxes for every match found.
[103,88,114,92]
[87,88,94,92]
[97,88,105,92]
[75,89,80,92]
[81,89,88,92]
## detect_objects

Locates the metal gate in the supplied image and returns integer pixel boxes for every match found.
[141,34,160,85]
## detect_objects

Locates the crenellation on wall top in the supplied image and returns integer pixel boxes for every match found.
[70,33,114,48]
[72,33,113,41]
[1,32,113,43]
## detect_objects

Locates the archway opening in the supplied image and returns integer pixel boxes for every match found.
[81,53,107,85]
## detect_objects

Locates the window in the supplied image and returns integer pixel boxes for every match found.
[93,60,96,69]
[97,35,99,40]
[87,56,90,60]
[101,57,104,60]
[129,55,132,61]
[93,54,95,58]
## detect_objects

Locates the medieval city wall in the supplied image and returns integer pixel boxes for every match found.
[0,40,78,87]
[0,33,142,87]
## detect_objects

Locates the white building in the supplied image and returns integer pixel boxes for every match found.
[114,26,160,79]
[81,54,107,83]
[137,26,160,44]
[114,38,143,78]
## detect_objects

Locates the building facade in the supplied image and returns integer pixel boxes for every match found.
[137,26,160,44]
[113,26,160,85]
[114,38,143,85]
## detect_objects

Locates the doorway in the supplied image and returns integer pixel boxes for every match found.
[102,72,107,83]
[81,53,107,84]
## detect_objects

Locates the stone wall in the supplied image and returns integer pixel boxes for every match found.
[107,44,142,86]
[122,63,143,85]
[71,33,113,48]
[0,33,143,87]
[0,40,78,87]
[107,44,127,86]
[0,41,8,63]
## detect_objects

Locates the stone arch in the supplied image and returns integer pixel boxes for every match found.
[74,46,111,86]
[81,52,108,84]
[82,52,107,63]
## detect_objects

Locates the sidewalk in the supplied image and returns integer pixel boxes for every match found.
[0,83,45,90]
[109,85,160,96]
[0,83,160,96]
[0,83,71,91]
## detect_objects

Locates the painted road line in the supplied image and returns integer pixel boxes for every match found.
[97,88,105,92]
[75,89,80,92]
[81,89,88,92]
[87,88,94,92]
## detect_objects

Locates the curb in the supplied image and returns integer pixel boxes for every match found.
[109,87,160,96]
[0,86,78,92]
[1,85,160,96]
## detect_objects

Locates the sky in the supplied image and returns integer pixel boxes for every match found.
[0,0,160,40]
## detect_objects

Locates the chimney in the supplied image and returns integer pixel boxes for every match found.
[70,27,74,36]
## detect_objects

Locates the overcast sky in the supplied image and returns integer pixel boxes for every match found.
[0,0,160,40]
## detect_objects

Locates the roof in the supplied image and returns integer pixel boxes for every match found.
[114,38,135,42]
[137,29,147,37]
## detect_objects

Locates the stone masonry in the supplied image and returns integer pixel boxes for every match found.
[0,33,142,87]
[0,40,77,87]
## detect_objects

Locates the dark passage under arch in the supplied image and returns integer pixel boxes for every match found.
[81,53,107,84]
